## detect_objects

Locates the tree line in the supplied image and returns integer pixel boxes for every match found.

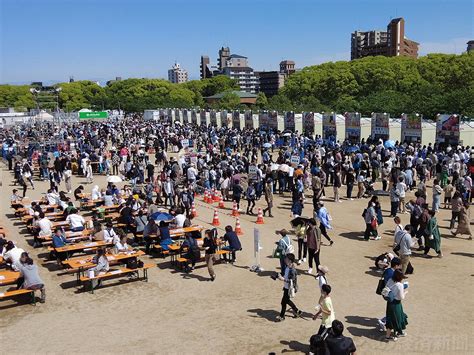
[0,53,472,119]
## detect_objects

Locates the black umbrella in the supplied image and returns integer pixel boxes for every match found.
[290,216,311,227]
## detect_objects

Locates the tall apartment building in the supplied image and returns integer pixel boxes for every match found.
[222,54,259,94]
[200,56,213,79]
[218,46,231,71]
[279,60,296,75]
[168,62,188,83]
[351,17,418,60]
[467,40,474,52]
[257,71,286,97]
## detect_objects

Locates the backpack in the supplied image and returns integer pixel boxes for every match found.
[281,237,295,255]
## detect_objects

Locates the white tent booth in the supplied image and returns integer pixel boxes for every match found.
[421,120,437,146]
[389,118,402,142]
[360,117,372,140]
[335,114,346,142]
[35,110,55,122]
[460,121,474,146]
[314,113,323,138]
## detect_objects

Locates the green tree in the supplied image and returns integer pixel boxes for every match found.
[215,92,241,110]
[255,92,268,110]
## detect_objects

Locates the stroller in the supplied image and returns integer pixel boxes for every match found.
[363,178,375,197]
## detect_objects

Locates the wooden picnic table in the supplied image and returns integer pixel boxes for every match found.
[62,250,145,270]
[22,211,65,222]
[38,229,94,244]
[0,270,21,286]
[53,240,112,255]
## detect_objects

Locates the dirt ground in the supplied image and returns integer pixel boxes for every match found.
[0,164,473,354]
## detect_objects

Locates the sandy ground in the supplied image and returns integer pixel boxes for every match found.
[0,163,473,355]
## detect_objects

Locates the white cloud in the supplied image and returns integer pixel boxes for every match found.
[419,37,471,55]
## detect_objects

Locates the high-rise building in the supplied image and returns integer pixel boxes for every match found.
[351,17,418,60]
[256,71,286,97]
[168,62,188,84]
[200,56,213,79]
[279,60,296,75]
[467,40,474,52]
[218,46,230,71]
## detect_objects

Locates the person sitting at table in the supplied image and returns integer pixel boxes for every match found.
[10,188,23,208]
[103,221,120,244]
[143,218,158,254]
[114,234,131,254]
[180,233,201,273]
[91,185,102,200]
[63,201,76,217]
[66,209,85,232]
[58,191,69,210]
[46,189,59,206]
[74,185,85,201]
[133,210,147,242]
[17,252,46,303]
[119,202,134,230]
[130,195,142,213]
[157,221,173,252]
[174,208,186,228]
[89,248,110,289]
[3,241,25,271]
[222,225,242,264]
[103,190,115,207]
[51,227,70,260]
[34,212,53,247]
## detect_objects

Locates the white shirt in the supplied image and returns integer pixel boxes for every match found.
[175,214,186,228]
[386,279,405,300]
[37,217,53,236]
[104,228,119,244]
[4,247,25,271]
[66,214,85,229]
[46,193,59,206]
[396,182,407,198]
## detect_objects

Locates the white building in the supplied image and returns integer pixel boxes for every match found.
[222,54,259,93]
[168,62,188,84]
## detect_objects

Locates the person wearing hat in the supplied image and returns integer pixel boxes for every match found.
[316,265,329,291]
[275,253,302,322]
[276,229,293,276]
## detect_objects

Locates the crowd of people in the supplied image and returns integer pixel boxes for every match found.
[1,115,473,352]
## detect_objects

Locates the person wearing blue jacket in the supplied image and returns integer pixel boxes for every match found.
[315,202,334,245]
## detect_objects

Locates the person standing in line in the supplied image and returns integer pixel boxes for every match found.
[396,176,407,213]
[345,168,355,200]
[449,191,463,230]
[443,180,454,209]
[203,229,218,281]
[389,185,400,218]
[363,201,379,241]
[313,284,335,337]
[262,179,274,217]
[306,218,321,274]
[275,253,302,322]
[394,225,413,274]
[333,164,342,203]
[423,210,443,258]
[245,182,256,215]
[451,202,472,240]
[356,171,366,198]
[232,180,244,211]
[431,179,443,212]
[385,270,409,341]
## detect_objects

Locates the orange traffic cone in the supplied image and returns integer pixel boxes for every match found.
[205,190,211,204]
[213,188,219,202]
[191,201,198,218]
[231,202,240,217]
[235,217,243,235]
[211,208,220,226]
[218,195,225,209]
[203,189,208,202]
[256,208,264,224]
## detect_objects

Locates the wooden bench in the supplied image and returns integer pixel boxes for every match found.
[175,250,230,270]
[0,288,36,305]
[79,263,154,293]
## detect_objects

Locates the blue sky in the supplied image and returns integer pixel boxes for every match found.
[0,0,472,84]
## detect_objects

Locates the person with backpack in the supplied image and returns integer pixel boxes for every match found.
[384,270,409,341]
[274,253,302,322]
[180,233,201,273]
[276,229,294,276]
[362,201,379,241]
[376,257,401,332]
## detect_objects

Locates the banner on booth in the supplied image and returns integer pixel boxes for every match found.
[344,112,361,142]
[191,110,198,125]
[401,114,422,142]
[244,110,253,129]
[232,111,241,129]
[436,114,460,144]
[284,112,295,131]
[322,113,337,140]
[200,110,207,125]
[210,110,217,126]
[371,113,389,138]
[303,112,315,135]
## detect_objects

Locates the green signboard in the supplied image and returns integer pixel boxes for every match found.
[79,111,108,119]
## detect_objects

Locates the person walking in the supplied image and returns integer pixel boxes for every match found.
[394,225,413,274]
[389,185,400,217]
[345,168,355,200]
[276,229,293,276]
[275,253,302,322]
[363,201,379,241]
[316,203,334,245]
[306,218,321,274]
[203,229,218,281]
[449,192,463,230]
[246,182,256,215]
[333,164,342,203]
[451,202,472,239]
[385,270,409,341]
[424,210,443,258]
[432,179,443,212]
[313,284,335,337]
[85,161,93,184]
[295,221,307,265]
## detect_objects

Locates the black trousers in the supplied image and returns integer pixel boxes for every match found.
[280,288,298,318]
[308,248,320,269]
[346,183,353,198]
[319,224,332,242]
